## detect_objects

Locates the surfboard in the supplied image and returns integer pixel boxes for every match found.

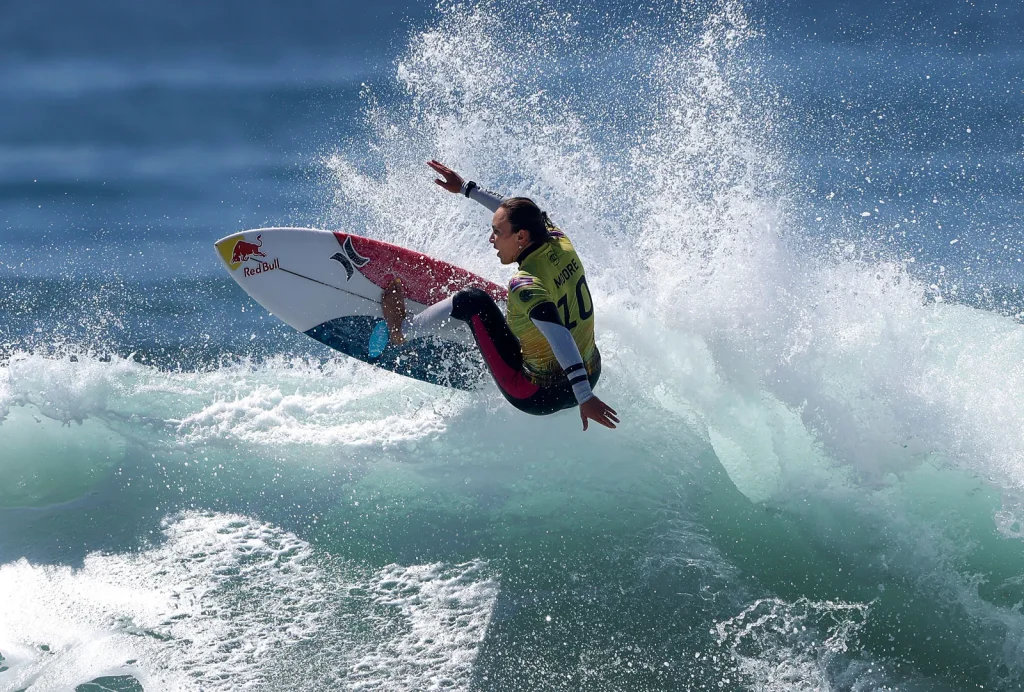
[214,227,507,390]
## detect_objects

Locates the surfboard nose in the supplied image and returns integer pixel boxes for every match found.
[214,233,246,270]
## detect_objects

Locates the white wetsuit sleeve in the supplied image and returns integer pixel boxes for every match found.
[530,316,594,404]
[403,296,454,337]
[460,181,504,212]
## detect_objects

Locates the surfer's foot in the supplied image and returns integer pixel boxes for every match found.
[382,278,407,345]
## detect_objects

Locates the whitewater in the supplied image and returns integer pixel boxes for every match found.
[3,1,1024,690]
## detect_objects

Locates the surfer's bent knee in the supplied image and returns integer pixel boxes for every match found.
[450,287,496,322]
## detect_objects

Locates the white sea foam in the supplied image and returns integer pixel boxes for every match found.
[1,351,139,425]
[0,512,498,691]
[348,561,499,690]
[0,352,473,448]
[714,597,879,691]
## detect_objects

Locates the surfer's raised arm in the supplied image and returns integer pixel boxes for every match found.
[427,160,504,212]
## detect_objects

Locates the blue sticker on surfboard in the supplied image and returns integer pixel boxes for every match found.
[368,320,390,357]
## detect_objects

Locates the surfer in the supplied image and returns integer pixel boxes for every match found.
[381,160,619,431]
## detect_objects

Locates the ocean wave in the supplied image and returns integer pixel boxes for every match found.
[3,0,1024,688]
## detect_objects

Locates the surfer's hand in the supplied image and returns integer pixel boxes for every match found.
[579,396,619,431]
[427,160,464,193]
[382,279,407,346]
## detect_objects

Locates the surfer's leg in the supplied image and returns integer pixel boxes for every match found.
[405,296,454,335]
[450,287,541,401]
[513,358,602,416]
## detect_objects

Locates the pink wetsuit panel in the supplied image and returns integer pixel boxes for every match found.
[470,315,539,399]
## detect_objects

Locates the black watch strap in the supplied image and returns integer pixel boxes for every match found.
[463,180,478,197]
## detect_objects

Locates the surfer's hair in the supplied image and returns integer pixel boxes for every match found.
[500,197,552,244]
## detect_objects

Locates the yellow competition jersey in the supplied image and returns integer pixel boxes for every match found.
[506,227,597,383]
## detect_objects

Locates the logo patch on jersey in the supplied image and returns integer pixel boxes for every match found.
[509,276,535,292]
[519,290,534,302]
[548,250,559,265]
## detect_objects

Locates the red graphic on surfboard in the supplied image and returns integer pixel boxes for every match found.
[216,233,273,271]
[331,232,507,305]
[231,235,267,264]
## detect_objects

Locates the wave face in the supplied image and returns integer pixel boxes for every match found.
[3,0,1024,690]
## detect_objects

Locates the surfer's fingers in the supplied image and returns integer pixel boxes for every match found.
[599,406,619,427]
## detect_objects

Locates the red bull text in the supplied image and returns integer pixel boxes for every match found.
[243,257,280,277]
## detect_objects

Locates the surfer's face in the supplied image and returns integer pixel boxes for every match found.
[490,208,528,265]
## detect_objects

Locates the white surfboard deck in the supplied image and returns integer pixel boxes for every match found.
[214,227,507,390]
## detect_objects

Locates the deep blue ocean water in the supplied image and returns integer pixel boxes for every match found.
[2,1,1024,690]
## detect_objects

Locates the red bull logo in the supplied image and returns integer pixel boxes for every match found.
[216,232,279,273]
[231,234,266,264]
